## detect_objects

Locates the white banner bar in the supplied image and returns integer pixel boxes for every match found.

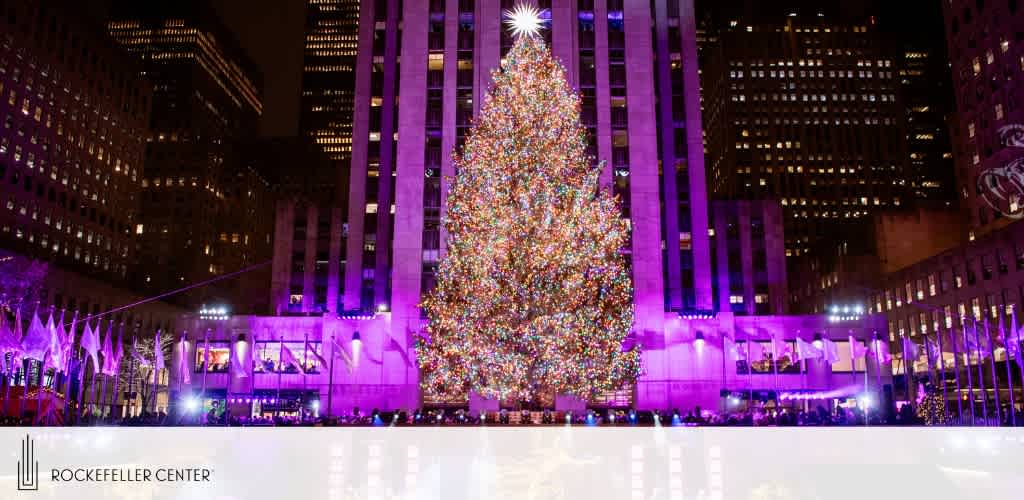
[1,428,1022,500]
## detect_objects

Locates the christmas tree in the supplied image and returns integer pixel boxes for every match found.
[418,8,640,405]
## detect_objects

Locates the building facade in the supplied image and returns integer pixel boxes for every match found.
[703,11,910,257]
[171,1,890,416]
[300,0,360,164]
[942,0,1024,232]
[0,0,150,284]
[107,2,274,312]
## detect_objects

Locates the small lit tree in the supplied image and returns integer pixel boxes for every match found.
[0,252,48,312]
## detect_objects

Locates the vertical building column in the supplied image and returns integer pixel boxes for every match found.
[679,0,713,311]
[327,207,344,314]
[373,0,403,310]
[624,0,667,409]
[342,1,378,311]
[653,0,682,311]
[714,208,731,312]
[765,202,788,314]
[475,0,501,117]
[738,203,756,315]
[269,200,295,315]
[593,0,613,188]
[389,0,431,407]
[303,206,318,313]
[439,0,458,259]
[550,0,577,89]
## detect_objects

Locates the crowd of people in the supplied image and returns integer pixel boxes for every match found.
[1,402,943,427]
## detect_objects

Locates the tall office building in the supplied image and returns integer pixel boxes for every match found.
[299,0,360,163]
[107,2,274,312]
[174,1,885,416]
[0,0,183,379]
[703,10,910,256]
[942,0,1024,233]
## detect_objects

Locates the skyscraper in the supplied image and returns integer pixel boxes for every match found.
[299,0,360,163]
[107,2,274,312]
[703,9,910,256]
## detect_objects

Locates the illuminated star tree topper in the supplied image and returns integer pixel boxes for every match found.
[503,3,548,38]
[418,28,640,406]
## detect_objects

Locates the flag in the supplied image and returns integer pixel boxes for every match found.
[100,321,115,375]
[869,339,892,363]
[747,340,765,362]
[902,337,920,361]
[849,336,869,359]
[822,338,841,363]
[0,312,17,355]
[20,308,50,360]
[113,324,124,368]
[770,336,791,360]
[965,326,986,359]
[230,338,249,378]
[177,335,191,384]
[279,342,302,372]
[726,338,744,360]
[130,337,151,367]
[386,336,414,368]
[308,341,329,370]
[45,311,64,372]
[80,321,100,372]
[925,337,941,365]
[795,338,822,360]
[331,337,354,373]
[152,330,165,384]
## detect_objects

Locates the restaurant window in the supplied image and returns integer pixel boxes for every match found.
[253,341,323,374]
[195,343,231,373]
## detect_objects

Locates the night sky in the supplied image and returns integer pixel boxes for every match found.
[89,0,947,139]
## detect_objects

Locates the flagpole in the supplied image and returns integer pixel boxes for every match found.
[1013,307,1024,425]
[936,325,949,423]
[202,329,210,416]
[973,321,988,424]
[150,329,160,415]
[984,318,1001,425]
[770,334,779,410]
[949,323,963,424]
[1000,312,1015,426]
[33,305,52,421]
[127,333,137,418]
[327,335,335,418]
[110,323,124,421]
[961,323,975,425]
[303,332,309,420]
[745,332,752,408]
[277,337,283,417]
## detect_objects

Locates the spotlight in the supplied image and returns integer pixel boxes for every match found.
[628,410,637,424]
[184,397,200,413]
[565,412,572,424]
[813,333,823,350]
[858,394,874,408]
[312,401,320,410]
[694,331,705,349]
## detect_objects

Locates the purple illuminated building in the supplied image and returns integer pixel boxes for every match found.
[173,1,890,417]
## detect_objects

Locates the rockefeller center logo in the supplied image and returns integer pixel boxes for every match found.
[17,434,39,491]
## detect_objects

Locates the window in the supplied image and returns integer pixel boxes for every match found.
[195,344,231,373]
[928,274,937,296]
[253,341,323,374]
